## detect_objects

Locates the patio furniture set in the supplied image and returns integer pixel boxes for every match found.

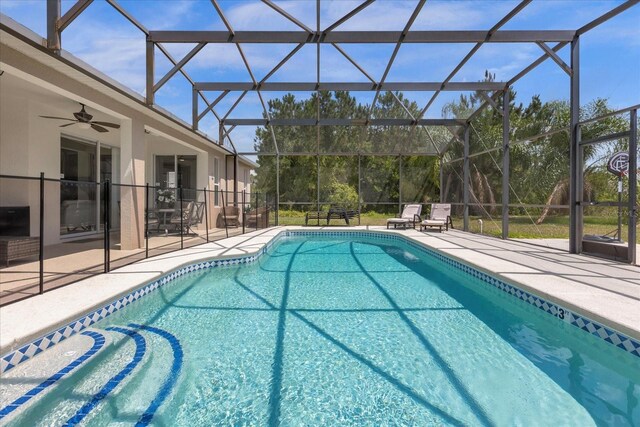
[387,203,454,232]
[305,207,360,226]
[303,203,453,232]
[146,201,204,235]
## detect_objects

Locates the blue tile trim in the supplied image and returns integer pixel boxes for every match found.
[64,327,147,427]
[2,229,638,373]
[128,323,183,427]
[0,330,105,420]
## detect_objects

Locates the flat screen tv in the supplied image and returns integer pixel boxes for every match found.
[0,206,30,236]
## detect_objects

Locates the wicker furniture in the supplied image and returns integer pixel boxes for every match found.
[245,207,269,228]
[0,237,39,267]
[217,206,240,228]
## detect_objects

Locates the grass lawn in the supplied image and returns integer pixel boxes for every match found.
[274,210,639,243]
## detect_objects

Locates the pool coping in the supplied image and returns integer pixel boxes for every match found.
[1,226,639,374]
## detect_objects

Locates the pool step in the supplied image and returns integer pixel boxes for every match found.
[0,327,146,425]
[0,329,108,421]
[1,325,183,426]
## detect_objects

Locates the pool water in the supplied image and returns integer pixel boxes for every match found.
[3,236,640,426]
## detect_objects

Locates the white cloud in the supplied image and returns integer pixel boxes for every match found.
[225,1,309,31]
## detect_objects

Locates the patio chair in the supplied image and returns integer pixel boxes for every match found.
[218,206,240,228]
[169,201,195,234]
[326,206,360,225]
[327,206,348,225]
[305,210,327,226]
[145,208,160,236]
[245,206,269,228]
[420,203,453,232]
[386,204,422,229]
[345,209,360,225]
[193,201,205,225]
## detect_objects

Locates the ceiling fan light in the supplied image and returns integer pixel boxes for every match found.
[78,122,91,130]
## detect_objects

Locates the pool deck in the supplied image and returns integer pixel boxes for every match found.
[1,226,638,357]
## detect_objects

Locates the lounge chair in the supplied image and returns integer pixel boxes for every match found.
[326,207,360,225]
[386,204,422,229]
[345,209,360,225]
[420,203,453,232]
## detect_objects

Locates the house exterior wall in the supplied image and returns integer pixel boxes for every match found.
[0,43,255,248]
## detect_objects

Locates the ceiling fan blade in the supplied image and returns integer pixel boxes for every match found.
[59,122,77,127]
[39,115,75,121]
[91,124,109,133]
[91,121,120,129]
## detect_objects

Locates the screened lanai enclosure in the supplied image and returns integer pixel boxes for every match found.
[21,0,640,263]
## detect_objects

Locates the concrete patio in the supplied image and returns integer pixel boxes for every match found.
[0,226,245,305]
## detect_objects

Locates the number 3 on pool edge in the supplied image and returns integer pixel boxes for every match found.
[557,308,565,319]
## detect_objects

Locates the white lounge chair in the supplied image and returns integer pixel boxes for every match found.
[420,203,452,232]
[386,204,422,229]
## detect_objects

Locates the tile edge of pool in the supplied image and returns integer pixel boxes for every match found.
[1,227,639,375]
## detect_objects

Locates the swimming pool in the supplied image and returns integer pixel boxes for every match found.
[1,233,639,425]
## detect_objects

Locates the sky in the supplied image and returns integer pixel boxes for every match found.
[1,0,639,152]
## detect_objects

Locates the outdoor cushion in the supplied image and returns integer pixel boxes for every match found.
[386,204,422,229]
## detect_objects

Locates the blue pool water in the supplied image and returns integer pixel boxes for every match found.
[3,235,639,426]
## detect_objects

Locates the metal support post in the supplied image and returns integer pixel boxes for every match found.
[39,172,44,294]
[628,108,637,263]
[463,126,470,231]
[104,180,110,272]
[276,155,280,226]
[192,86,198,130]
[569,36,581,253]
[317,92,321,214]
[204,187,209,242]
[242,190,246,234]
[47,0,61,52]
[146,39,154,106]
[145,183,149,258]
[249,192,258,230]
[317,154,321,213]
[398,155,403,214]
[221,187,229,238]
[234,155,239,205]
[358,155,362,216]
[502,89,510,240]
[179,187,184,249]
[439,156,444,202]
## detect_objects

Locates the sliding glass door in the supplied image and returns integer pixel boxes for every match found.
[60,137,118,236]
[154,155,198,205]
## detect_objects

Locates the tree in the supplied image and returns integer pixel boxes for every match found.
[440,72,629,224]
[253,91,440,212]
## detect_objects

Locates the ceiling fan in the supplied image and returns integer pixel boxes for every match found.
[39,103,120,133]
